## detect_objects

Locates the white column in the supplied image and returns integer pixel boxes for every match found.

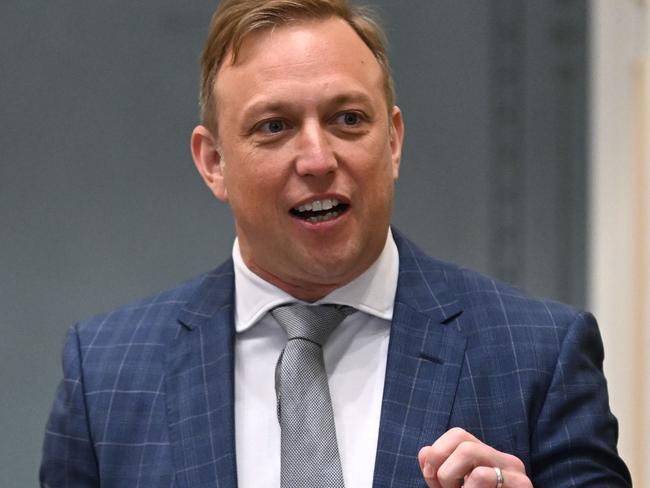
[642,3,650,479]
[590,1,649,486]
[637,0,650,478]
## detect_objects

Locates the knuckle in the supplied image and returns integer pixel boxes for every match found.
[435,462,453,482]
[467,466,496,485]
[456,440,476,456]
[448,426,468,438]
[503,452,526,472]
[421,446,445,471]
[425,447,446,467]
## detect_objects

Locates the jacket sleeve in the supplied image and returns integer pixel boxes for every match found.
[40,325,100,487]
[530,312,632,486]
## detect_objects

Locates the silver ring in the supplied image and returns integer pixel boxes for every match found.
[494,467,505,488]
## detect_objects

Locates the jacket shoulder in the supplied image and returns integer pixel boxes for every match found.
[395,231,584,334]
[446,262,581,330]
[74,261,233,347]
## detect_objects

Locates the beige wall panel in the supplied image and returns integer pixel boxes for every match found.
[590,1,649,484]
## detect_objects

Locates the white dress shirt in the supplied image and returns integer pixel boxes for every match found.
[233,230,399,488]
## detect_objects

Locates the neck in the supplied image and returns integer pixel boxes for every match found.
[245,263,343,302]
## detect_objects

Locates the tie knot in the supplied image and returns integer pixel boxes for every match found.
[271,303,353,346]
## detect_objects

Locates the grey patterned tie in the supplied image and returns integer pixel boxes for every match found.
[271,303,353,488]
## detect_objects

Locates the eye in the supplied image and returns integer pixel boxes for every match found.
[336,111,362,126]
[258,119,287,134]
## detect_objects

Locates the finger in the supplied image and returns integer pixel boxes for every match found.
[463,466,533,488]
[463,466,502,488]
[420,429,481,488]
[418,446,442,488]
[419,428,529,488]
[420,428,482,486]
[436,440,525,487]
[420,445,467,488]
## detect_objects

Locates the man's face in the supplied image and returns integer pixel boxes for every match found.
[192,17,403,300]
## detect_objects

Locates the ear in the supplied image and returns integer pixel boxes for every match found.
[389,106,404,180]
[191,125,228,202]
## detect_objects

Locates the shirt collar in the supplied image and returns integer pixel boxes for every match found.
[233,229,399,333]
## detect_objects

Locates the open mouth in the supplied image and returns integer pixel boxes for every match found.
[290,197,350,223]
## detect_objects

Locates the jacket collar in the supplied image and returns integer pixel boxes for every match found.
[166,260,239,488]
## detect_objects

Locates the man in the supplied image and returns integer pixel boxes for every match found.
[41,0,631,487]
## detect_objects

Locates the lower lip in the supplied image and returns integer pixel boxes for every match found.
[290,207,350,230]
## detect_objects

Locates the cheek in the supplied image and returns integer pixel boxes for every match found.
[356,149,397,188]
[224,165,288,220]
[222,149,275,195]
[357,151,397,209]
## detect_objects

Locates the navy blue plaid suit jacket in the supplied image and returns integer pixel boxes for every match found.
[41,232,631,487]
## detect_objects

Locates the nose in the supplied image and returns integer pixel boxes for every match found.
[294,121,338,177]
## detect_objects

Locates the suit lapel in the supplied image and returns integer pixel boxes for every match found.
[372,233,467,487]
[162,234,466,488]
[165,260,238,488]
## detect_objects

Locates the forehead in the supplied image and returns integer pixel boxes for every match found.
[213,17,385,111]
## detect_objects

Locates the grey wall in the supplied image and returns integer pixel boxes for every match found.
[0,1,586,486]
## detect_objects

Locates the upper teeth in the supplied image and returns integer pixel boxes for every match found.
[296,198,339,212]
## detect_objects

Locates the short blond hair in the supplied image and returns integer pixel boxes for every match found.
[199,0,395,136]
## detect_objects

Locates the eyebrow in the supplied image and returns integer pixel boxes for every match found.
[325,91,374,108]
[240,90,375,123]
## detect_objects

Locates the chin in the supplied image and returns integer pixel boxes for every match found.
[298,253,363,284]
